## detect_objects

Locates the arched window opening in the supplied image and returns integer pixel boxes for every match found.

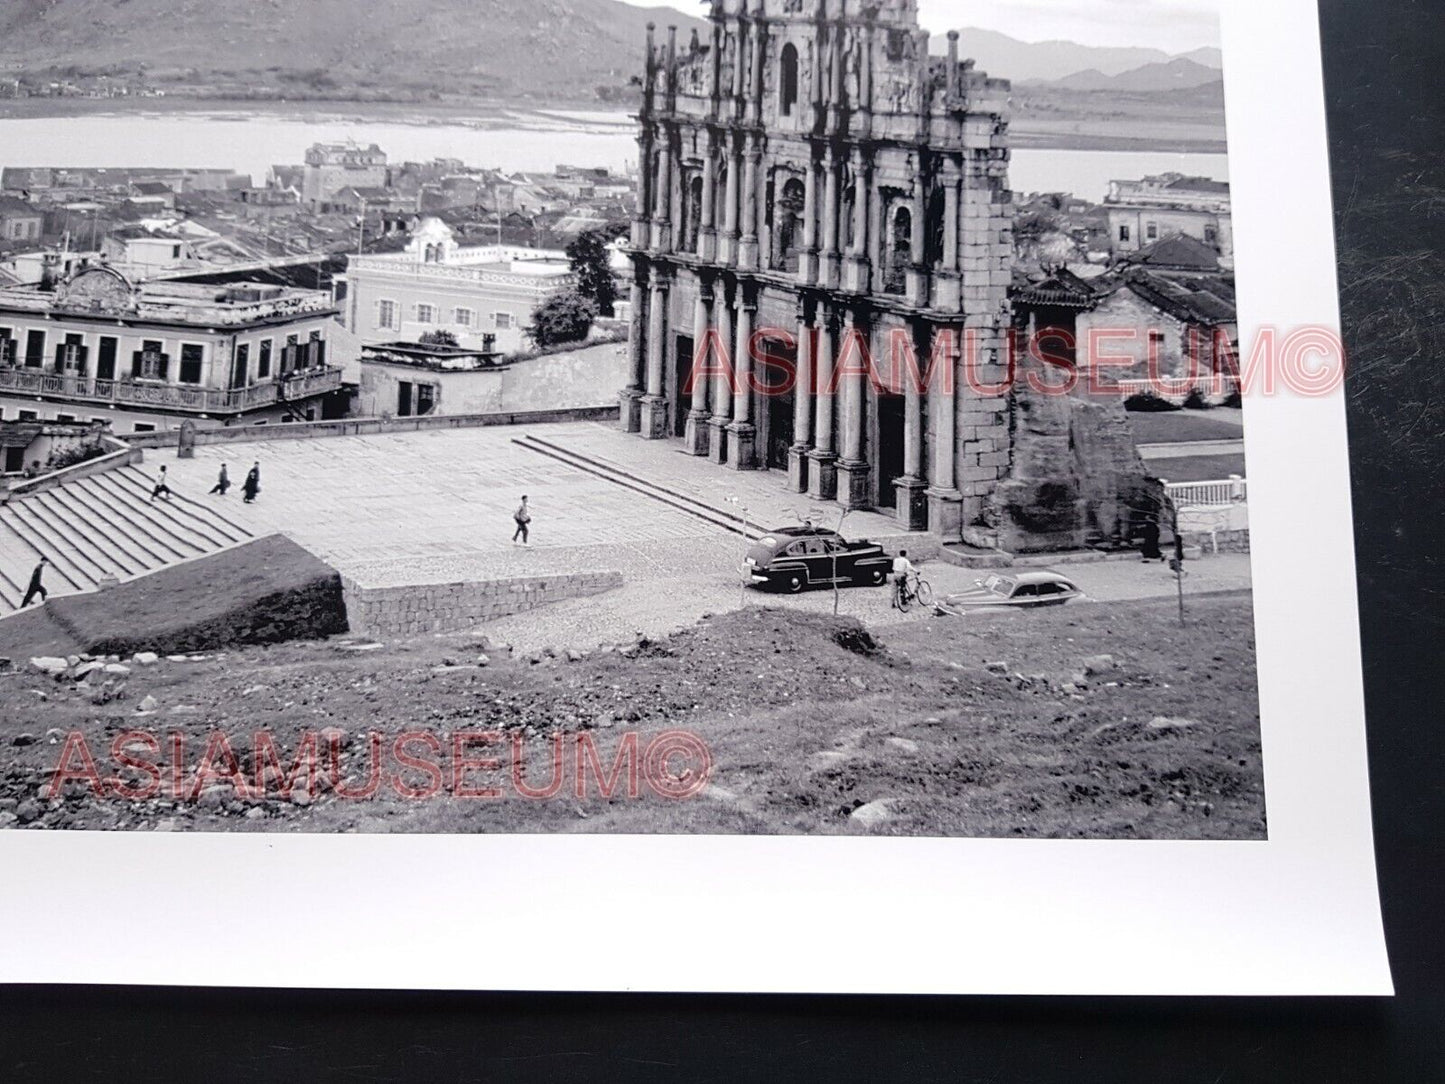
[780,43,800,117]
[774,177,807,271]
[684,174,704,252]
[886,206,911,294]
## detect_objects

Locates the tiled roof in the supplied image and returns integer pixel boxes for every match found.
[1124,233,1223,271]
[0,194,41,216]
[1116,269,1236,325]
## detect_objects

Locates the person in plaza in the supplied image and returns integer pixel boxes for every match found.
[242,461,261,504]
[891,549,915,607]
[512,495,531,546]
[209,463,230,496]
[20,557,48,608]
[150,464,173,502]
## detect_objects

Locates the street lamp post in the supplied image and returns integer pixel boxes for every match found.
[832,506,851,616]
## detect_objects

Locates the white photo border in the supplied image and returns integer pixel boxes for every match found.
[0,0,1392,996]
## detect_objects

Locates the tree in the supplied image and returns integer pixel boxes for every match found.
[418,330,459,347]
[530,289,598,347]
[565,228,618,318]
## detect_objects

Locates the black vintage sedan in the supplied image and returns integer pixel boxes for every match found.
[743,527,893,593]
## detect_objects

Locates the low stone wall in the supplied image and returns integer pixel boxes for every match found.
[124,405,620,450]
[341,570,624,638]
[1182,528,1251,554]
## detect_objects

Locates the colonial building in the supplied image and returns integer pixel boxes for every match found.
[339,218,575,355]
[1104,173,1232,268]
[0,195,44,244]
[301,143,389,211]
[357,338,503,419]
[0,267,346,435]
[620,0,1015,535]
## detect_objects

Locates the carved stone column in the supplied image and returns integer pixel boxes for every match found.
[906,161,928,306]
[640,265,671,439]
[836,307,870,508]
[699,131,718,261]
[738,134,761,270]
[708,284,734,464]
[893,320,929,529]
[720,133,741,265]
[925,324,964,535]
[807,304,838,500]
[619,266,647,432]
[651,125,673,253]
[818,147,839,288]
[933,156,963,310]
[787,295,815,492]
[800,151,819,284]
[684,279,713,456]
[842,147,871,293]
[726,287,757,469]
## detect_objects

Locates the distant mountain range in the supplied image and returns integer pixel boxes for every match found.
[930,28,1221,90]
[0,4,1219,104]
[0,0,704,99]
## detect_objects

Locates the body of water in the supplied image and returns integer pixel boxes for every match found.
[0,110,1228,205]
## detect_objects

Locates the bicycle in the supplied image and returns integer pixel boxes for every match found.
[891,570,933,612]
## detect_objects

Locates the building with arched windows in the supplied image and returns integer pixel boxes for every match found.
[620,0,1015,536]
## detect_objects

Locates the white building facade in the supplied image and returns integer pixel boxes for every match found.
[339,219,575,355]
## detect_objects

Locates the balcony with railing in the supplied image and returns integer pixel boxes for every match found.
[0,364,344,414]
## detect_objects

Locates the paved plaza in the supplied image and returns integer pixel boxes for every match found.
[145,421,1253,649]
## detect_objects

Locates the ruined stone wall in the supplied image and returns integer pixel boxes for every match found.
[341,571,624,639]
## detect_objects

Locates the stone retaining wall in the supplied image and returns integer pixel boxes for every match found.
[341,570,624,638]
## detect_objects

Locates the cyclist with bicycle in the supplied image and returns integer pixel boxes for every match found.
[891,550,915,609]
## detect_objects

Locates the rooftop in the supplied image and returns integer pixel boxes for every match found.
[0,265,335,326]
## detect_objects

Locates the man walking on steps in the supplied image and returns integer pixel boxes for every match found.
[512,495,532,547]
[150,465,173,502]
[209,463,230,496]
[21,557,48,608]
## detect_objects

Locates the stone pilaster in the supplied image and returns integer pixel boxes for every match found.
[640,265,670,439]
[683,284,712,456]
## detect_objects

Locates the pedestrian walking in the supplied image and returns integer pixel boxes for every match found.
[209,463,230,496]
[242,461,260,504]
[511,495,531,546]
[21,557,48,607]
[150,465,173,502]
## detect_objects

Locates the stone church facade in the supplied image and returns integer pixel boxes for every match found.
[619,0,1014,537]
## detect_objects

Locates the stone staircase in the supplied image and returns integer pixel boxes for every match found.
[0,465,254,617]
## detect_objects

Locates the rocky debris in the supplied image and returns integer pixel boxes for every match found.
[474,654,491,667]
[29,657,69,678]
[0,811,17,829]
[104,663,131,676]
[809,750,849,771]
[137,695,159,713]
[89,679,126,706]
[241,685,272,698]
[1148,716,1202,731]
[849,800,895,828]
[15,798,42,824]
[11,733,37,747]
[886,737,919,754]
[335,642,384,653]
[0,657,13,674]
[566,649,585,663]
[132,652,159,666]
[984,661,1009,675]
[1082,655,1117,676]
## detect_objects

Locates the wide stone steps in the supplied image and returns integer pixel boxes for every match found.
[0,464,254,617]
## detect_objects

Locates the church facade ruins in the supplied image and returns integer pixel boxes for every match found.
[620,0,1156,551]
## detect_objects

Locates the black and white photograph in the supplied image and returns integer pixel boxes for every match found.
[0,0,1393,1000]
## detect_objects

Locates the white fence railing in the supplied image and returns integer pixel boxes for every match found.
[1165,476,1247,507]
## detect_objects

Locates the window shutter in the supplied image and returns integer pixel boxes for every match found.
[132,351,144,377]
[157,353,169,381]
[76,345,88,374]
[53,343,65,372]
[313,339,326,368]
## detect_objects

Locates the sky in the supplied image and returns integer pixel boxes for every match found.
[624,0,1221,56]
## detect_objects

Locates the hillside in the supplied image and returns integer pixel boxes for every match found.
[929,28,1220,83]
[0,0,704,100]
[1047,58,1223,93]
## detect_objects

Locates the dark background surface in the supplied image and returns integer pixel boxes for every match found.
[2,1,1443,1079]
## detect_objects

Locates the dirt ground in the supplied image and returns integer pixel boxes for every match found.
[0,593,1264,839]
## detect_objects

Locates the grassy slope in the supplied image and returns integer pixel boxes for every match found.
[0,595,1265,839]
[0,534,347,659]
